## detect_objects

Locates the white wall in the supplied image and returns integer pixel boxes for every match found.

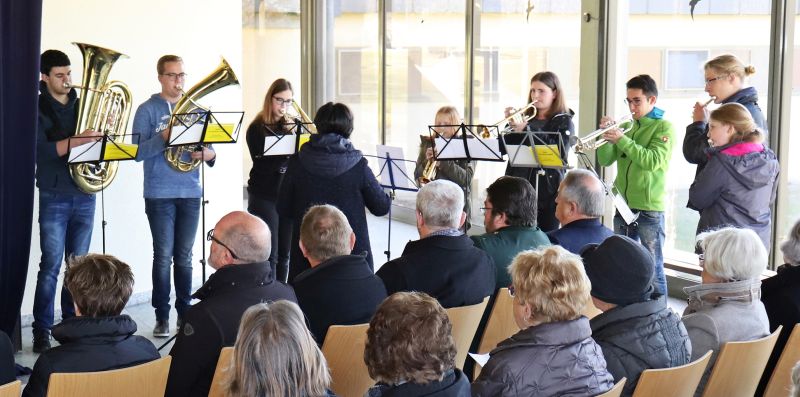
[25,0,244,320]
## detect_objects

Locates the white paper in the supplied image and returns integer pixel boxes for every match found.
[506,144,538,166]
[435,137,465,158]
[435,137,501,160]
[68,140,103,163]
[613,193,638,225]
[169,122,205,146]
[468,352,491,368]
[262,135,298,156]
[375,145,415,189]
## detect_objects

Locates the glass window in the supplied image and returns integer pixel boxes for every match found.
[665,50,709,90]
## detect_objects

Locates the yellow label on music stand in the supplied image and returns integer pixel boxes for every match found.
[103,143,138,160]
[534,145,563,167]
[299,134,311,149]
[204,123,236,143]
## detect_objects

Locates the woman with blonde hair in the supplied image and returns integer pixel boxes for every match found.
[688,102,778,249]
[684,54,767,174]
[472,246,614,396]
[225,301,335,397]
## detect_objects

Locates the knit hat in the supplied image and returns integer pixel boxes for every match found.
[580,235,656,306]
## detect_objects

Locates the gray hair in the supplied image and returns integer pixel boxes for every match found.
[560,169,605,217]
[228,217,271,263]
[416,179,464,229]
[697,227,766,281]
[792,360,800,397]
[300,205,353,262]
[780,218,800,266]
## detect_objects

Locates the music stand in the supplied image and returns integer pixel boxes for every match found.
[501,130,571,195]
[371,145,418,262]
[259,119,313,157]
[427,123,504,163]
[167,110,244,283]
[68,134,139,254]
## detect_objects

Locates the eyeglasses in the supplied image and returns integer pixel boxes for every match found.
[698,253,705,266]
[161,72,187,80]
[508,285,516,297]
[624,98,645,106]
[273,96,294,106]
[480,206,494,214]
[206,229,239,260]
[705,75,727,85]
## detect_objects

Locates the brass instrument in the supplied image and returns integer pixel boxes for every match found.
[68,42,133,194]
[164,58,239,172]
[573,113,635,153]
[284,101,317,133]
[419,135,437,185]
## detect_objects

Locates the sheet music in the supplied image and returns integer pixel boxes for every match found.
[170,122,205,146]
[263,135,299,156]
[506,144,538,166]
[468,352,491,368]
[375,145,415,190]
[613,192,638,225]
[68,140,103,163]
[467,137,501,160]
[435,137,465,158]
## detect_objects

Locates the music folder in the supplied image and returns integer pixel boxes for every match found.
[502,131,567,169]
[167,110,244,147]
[261,121,313,156]
[67,133,139,164]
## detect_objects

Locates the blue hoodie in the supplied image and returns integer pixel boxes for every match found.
[132,93,213,198]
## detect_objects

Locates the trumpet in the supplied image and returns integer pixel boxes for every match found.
[498,101,538,133]
[574,113,635,153]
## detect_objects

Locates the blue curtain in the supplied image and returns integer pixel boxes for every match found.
[0,0,42,337]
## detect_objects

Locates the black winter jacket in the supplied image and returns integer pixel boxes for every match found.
[277,133,391,282]
[366,369,470,397]
[294,254,387,344]
[590,296,691,397]
[0,331,12,386]
[23,316,159,397]
[472,317,615,396]
[165,261,297,397]
[245,119,291,201]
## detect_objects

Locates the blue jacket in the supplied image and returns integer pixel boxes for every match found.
[548,218,615,254]
[132,93,214,198]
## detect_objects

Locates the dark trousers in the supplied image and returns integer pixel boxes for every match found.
[248,193,292,283]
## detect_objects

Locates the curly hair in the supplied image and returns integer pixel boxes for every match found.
[364,292,456,385]
[509,245,591,324]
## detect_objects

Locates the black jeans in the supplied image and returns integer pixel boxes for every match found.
[247,193,292,282]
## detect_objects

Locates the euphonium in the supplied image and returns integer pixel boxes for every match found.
[284,101,317,133]
[573,113,635,153]
[164,58,239,172]
[68,42,132,194]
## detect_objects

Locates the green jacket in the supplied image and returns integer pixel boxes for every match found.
[597,114,674,211]
[471,226,550,290]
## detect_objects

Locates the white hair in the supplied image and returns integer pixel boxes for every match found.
[697,227,766,281]
[792,360,800,397]
[780,218,800,266]
[416,179,464,229]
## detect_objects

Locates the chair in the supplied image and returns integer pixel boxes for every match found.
[701,326,783,397]
[207,346,234,397]
[582,300,603,319]
[0,380,21,397]
[632,350,713,397]
[45,355,171,397]
[598,378,626,397]
[763,323,800,397]
[446,297,490,370]
[472,288,518,378]
[321,323,372,397]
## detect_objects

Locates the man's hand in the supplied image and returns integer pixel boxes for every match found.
[599,116,623,144]
[190,147,215,161]
[692,102,709,123]
[425,147,435,161]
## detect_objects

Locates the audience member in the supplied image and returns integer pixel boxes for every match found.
[683,227,770,396]
[294,204,387,344]
[364,292,470,396]
[547,169,614,254]
[471,176,549,290]
[166,211,296,397]
[23,254,159,397]
[225,301,335,397]
[792,360,800,397]
[377,180,494,308]
[0,331,15,385]
[581,235,691,397]
[472,246,615,396]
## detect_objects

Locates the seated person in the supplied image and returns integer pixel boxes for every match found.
[683,227,770,396]
[472,246,614,396]
[294,204,387,344]
[23,254,159,397]
[364,292,470,396]
[548,169,614,254]
[471,176,550,290]
[166,211,296,397]
[581,235,691,396]
[377,180,494,308]
[1,331,15,385]
[225,301,335,397]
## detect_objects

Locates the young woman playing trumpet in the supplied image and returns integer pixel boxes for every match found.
[504,71,574,232]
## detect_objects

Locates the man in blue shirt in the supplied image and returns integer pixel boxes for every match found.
[548,169,614,254]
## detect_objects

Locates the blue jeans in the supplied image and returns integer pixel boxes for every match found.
[614,210,667,296]
[33,190,95,336]
[145,198,200,321]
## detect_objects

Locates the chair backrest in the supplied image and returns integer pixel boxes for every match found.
[597,378,627,397]
[582,300,603,319]
[763,323,800,397]
[207,346,234,397]
[473,289,517,378]
[632,350,713,397]
[446,296,490,370]
[321,323,372,397]
[45,356,171,397]
[702,326,783,397]
[0,380,21,397]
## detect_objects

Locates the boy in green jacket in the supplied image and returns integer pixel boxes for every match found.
[597,74,674,296]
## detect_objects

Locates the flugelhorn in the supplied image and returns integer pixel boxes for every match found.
[574,113,634,153]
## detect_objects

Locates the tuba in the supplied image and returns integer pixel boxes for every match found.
[68,43,132,194]
[164,58,239,172]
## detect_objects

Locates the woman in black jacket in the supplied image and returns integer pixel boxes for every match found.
[246,78,295,282]
[278,102,391,283]
[504,71,574,232]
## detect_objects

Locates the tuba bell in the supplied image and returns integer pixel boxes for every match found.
[164,58,240,172]
[68,42,133,194]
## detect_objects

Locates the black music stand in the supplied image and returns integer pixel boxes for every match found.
[67,133,139,254]
[501,130,571,195]
[259,119,314,157]
[372,145,418,262]
[427,123,505,163]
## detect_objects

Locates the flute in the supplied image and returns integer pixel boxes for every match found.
[702,96,717,107]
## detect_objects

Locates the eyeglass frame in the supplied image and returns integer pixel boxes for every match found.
[160,72,187,80]
[704,75,728,85]
[206,228,239,260]
[480,206,494,214]
[273,96,294,106]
